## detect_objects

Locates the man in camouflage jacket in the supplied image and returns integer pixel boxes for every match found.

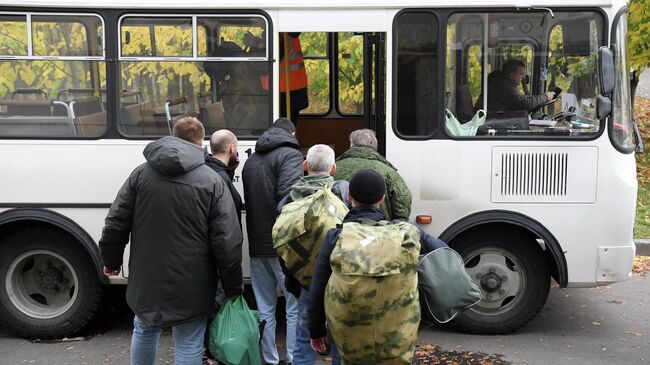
[333,129,412,220]
[308,170,446,364]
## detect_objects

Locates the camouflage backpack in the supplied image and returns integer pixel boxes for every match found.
[325,220,421,365]
[272,185,349,288]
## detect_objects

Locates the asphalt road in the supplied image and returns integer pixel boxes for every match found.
[1,272,648,365]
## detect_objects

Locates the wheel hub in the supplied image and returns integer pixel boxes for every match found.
[465,251,524,312]
[6,250,79,319]
[481,274,501,292]
[36,262,67,294]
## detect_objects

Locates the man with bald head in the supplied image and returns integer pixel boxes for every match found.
[206,129,242,225]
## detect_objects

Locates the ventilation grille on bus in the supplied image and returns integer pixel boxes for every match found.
[500,152,568,197]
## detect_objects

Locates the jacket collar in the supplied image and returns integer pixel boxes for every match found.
[343,206,386,223]
[337,146,397,171]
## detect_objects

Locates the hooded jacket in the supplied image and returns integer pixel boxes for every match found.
[99,136,243,327]
[334,146,412,220]
[242,126,304,257]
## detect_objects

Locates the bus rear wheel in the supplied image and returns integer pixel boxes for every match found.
[453,231,550,334]
[0,229,102,338]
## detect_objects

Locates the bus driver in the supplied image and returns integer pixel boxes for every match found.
[476,59,555,112]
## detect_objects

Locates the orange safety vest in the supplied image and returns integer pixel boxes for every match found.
[260,34,307,92]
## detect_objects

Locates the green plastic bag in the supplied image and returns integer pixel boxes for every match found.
[208,296,261,365]
[445,109,486,136]
[418,247,482,324]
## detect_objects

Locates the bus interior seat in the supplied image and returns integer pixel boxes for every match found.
[7,88,51,116]
[77,111,106,136]
[198,91,226,131]
[71,97,104,118]
[118,91,145,135]
[202,102,226,130]
[0,99,76,136]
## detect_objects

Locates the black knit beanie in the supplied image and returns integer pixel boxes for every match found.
[349,169,385,205]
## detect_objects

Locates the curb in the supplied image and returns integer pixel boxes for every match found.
[635,239,650,257]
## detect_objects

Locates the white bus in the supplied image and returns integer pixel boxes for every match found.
[0,0,640,338]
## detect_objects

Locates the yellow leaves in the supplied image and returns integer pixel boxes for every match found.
[632,255,650,276]
[413,342,509,365]
[19,67,36,85]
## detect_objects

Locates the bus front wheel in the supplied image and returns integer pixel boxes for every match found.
[453,231,550,334]
[0,228,102,338]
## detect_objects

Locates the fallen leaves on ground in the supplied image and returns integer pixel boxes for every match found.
[413,343,511,364]
[632,255,650,276]
[626,330,645,337]
[634,97,650,185]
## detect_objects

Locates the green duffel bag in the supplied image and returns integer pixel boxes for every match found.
[418,247,482,323]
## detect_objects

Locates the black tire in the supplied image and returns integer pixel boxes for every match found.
[0,228,102,338]
[453,230,550,334]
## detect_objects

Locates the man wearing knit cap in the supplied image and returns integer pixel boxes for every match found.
[308,169,446,365]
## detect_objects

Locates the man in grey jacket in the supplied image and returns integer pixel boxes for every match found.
[99,117,242,365]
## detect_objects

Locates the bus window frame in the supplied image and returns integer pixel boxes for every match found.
[392,7,608,142]
[0,11,108,139]
[116,11,273,140]
[118,14,269,61]
[392,8,445,140]
[336,31,365,117]
[0,11,105,60]
[299,31,333,117]
[609,6,637,154]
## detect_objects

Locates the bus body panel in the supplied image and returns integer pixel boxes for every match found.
[0,1,638,337]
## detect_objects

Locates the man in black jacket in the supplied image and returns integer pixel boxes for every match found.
[477,59,555,112]
[99,117,242,365]
[206,129,242,225]
[242,118,302,365]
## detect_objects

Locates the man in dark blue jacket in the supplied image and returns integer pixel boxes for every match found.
[308,170,446,363]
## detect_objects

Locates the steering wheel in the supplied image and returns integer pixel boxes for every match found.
[539,96,560,109]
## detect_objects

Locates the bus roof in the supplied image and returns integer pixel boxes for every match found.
[0,0,615,9]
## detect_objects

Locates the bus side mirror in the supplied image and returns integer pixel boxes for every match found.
[598,46,615,96]
[596,95,612,120]
[124,31,131,45]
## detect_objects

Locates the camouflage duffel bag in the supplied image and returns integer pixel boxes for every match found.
[272,185,348,288]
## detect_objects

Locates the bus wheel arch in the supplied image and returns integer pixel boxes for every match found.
[439,211,567,334]
[0,209,104,338]
[0,209,105,281]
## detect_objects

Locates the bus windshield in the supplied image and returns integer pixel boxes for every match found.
[444,11,604,138]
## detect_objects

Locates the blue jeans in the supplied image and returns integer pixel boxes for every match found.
[251,257,298,364]
[131,315,206,365]
[293,288,315,365]
[294,288,341,365]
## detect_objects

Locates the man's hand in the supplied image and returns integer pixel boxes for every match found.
[310,337,328,353]
[103,266,121,276]
[546,91,555,101]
